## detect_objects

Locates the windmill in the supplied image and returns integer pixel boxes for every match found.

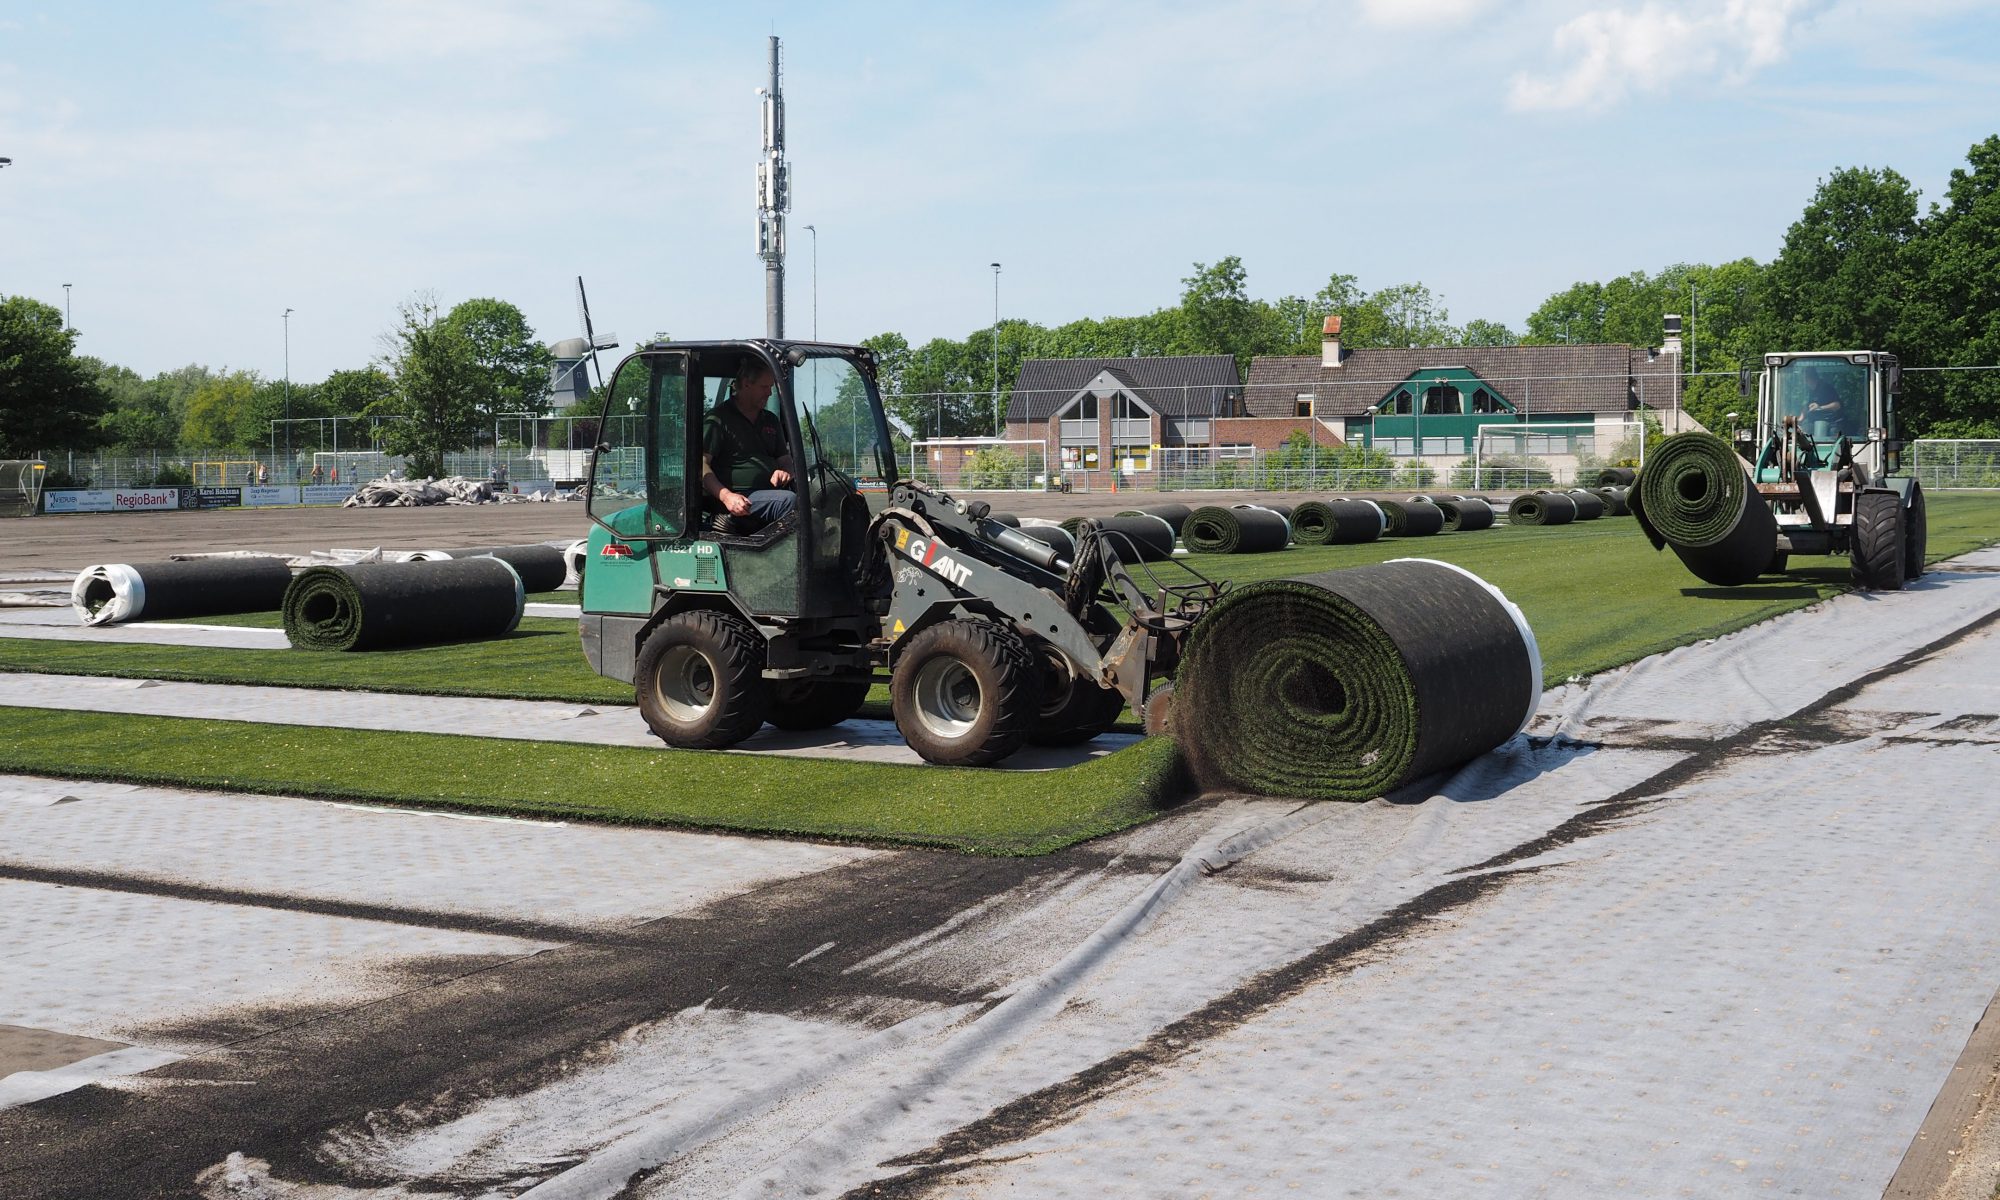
[548,276,619,408]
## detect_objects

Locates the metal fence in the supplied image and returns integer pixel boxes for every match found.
[1909,440,2000,489]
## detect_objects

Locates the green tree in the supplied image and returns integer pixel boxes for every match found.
[1459,319,1519,347]
[440,298,555,434]
[1900,136,2000,434]
[373,294,485,477]
[0,295,110,457]
[92,360,179,450]
[1761,166,1922,353]
[180,371,261,450]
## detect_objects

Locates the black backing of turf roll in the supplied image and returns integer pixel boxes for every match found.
[1437,497,1495,532]
[1062,514,1176,561]
[1250,501,1294,521]
[1563,490,1607,520]
[431,545,568,593]
[1014,523,1077,559]
[1184,505,1291,554]
[1174,558,1540,802]
[1632,431,1778,586]
[1113,503,1193,536]
[987,512,1021,528]
[283,558,524,651]
[72,557,295,626]
[1590,486,1630,516]
[1508,492,1576,526]
[1598,466,1637,487]
[1377,500,1446,537]
[1290,499,1385,546]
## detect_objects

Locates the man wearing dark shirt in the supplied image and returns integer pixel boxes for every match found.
[701,359,797,531]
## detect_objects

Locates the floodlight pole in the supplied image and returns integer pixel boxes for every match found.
[62,284,71,331]
[991,263,1002,437]
[283,308,294,468]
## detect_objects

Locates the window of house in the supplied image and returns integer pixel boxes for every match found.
[1472,389,1499,414]
[1217,443,1255,459]
[1385,389,1413,415]
[1071,394,1098,420]
[1423,385,1462,415]
[1295,392,1315,418]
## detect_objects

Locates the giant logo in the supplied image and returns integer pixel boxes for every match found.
[892,527,974,587]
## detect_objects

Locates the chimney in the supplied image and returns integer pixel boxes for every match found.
[1321,314,1343,368]
[1661,313,1683,358]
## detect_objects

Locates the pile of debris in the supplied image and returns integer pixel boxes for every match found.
[343,476,529,507]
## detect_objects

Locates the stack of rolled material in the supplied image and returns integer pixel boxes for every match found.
[1437,497,1496,532]
[283,558,525,651]
[1172,558,1540,801]
[1113,503,1193,537]
[1630,432,1777,586]
[413,544,568,593]
[1598,466,1638,487]
[1508,493,1576,526]
[72,557,295,626]
[1562,489,1607,521]
[1060,514,1177,562]
[1184,505,1291,554]
[1377,499,1446,537]
[1590,486,1631,516]
[1291,498,1386,546]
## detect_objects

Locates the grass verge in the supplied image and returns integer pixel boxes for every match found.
[0,708,1186,856]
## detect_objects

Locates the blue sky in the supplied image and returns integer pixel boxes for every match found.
[2,0,1997,382]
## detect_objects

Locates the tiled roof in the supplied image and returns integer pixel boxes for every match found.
[1245,344,1662,417]
[1007,355,1240,422]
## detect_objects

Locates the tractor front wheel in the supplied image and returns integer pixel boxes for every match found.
[1028,646,1126,747]
[1850,492,1907,592]
[635,610,769,748]
[891,620,1041,766]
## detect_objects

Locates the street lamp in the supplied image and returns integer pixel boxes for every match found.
[803,224,817,340]
[283,308,294,470]
[990,262,1002,436]
[0,157,12,168]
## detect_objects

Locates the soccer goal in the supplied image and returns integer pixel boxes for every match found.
[907,439,1050,492]
[0,460,48,517]
[310,451,396,485]
[192,460,265,487]
[1469,423,1605,490]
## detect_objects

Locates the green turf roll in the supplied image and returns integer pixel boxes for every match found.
[1251,501,1295,521]
[426,544,568,593]
[1174,558,1540,802]
[1599,466,1638,487]
[1062,514,1176,561]
[1114,503,1193,536]
[1591,486,1630,516]
[1629,432,1777,586]
[1184,505,1290,554]
[1291,498,1385,546]
[1508,493,1576,526]
[72,557,295,627]
[284,558,524,651]
[988,512,1021,528]
[1437,497,1495,532]
[1563,489,1607,520]
[1014,523,1076,559]
[1378,500,1445,537]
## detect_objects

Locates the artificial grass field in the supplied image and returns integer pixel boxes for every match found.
[0,493,1995,854]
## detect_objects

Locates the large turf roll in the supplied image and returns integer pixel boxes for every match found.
[1508,493,1576,526]
[1114,503,1193,536]
[1598,466,1638,487]
[1184,505,1291,554]
[1590,486,1630,516]
[1377,500,1446,537]
[1014,523,1077,559]
[1630,432,1778,586]
[283,558,525,651]
[72,557,294,627]
[1174,558,1540,802]
[1250,501,1295,521]
[1062,514,1177,561]
[426,544,568,593]
[1437,497,1496,532]
[562,539,589,587]
[1563,489,1607,520]
[1291,499,1385,546]
[987,512,1022,528]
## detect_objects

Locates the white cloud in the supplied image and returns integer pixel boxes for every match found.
[250,0,649,66]
[1358,0,1495,29]
[1509,0,1818,112]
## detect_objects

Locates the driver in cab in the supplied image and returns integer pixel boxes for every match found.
[701,359,797,533]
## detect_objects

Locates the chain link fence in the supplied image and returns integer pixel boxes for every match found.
[1909,440,2000,489]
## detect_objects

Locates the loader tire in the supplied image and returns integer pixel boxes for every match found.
[1904,483,1928,581]
[1028,644,1126,747]
[1765,551,1789,576]
[891,619,1041,766]
[1850,492,1906,593]
[766,677,872,731]
[635,610,769,749]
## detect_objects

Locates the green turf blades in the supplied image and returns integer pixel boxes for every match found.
[1184,505,1289,554]
[1172,559,1538,802]
[1634,432,1779,586]
[284,559,525,651]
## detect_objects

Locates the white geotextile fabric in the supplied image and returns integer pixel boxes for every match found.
[343,476,528,507]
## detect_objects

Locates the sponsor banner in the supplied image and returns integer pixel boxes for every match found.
[177,486,244,510]
[42,489,118,514]
[300,485,357,506]
[111,488,181,512]
[243,486,297,507]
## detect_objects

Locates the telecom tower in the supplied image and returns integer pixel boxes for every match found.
[756,36,789,339]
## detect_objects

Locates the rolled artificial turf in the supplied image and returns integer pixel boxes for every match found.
[1172,558,1540,802]
[1291,499,1385,546]
[1378,500,1446,537]
[988,512,1022,528]
[1630,432,1778,587]
[1183,505,1291,554]
[1591,486,1630,516]
[284,558,525,651]
[1599,466,1638,487]
[1509,492,1576,526]
[1114,503,1193,536]
[427,544,569,593]
[1062,514,1177,561]
[1437,497,1496,532]
[1563,490,1607,521]
[71,557,295,626]
[1014,524,1077,559]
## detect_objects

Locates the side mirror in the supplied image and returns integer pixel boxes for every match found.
[1738,366,1753,397]
[1887,365,1903,395]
